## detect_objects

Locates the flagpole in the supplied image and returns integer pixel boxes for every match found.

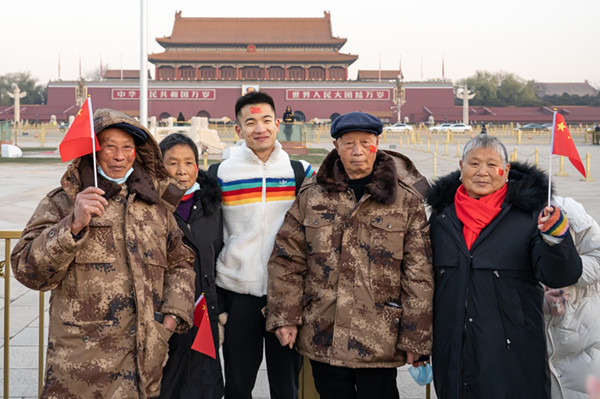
[88,97,98,188]
[547,109,558,205]
[140,0,149,128]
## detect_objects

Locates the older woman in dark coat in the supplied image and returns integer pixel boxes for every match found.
[158,133,224,399]
[426,134,582,398]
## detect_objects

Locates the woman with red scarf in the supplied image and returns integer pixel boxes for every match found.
[426,134,582,399]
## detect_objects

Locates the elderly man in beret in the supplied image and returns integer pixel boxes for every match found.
[11,108,195,398]
[266,112,434,398]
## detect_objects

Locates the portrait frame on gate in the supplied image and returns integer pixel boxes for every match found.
[242,83,260,95]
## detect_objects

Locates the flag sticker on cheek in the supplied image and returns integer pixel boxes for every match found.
[495,167,504,176]
[133,149,136,158]
[194,164,198,172]
[369,145,377,153]
[250,107,262,114]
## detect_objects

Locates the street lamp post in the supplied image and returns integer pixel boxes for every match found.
[393,78,406,123]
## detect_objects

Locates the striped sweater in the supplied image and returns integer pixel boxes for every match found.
[215,141,314,296]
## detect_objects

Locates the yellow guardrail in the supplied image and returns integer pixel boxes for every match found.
[0,230,45,399]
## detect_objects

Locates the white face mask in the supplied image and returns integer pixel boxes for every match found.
[184,182,200,195]
[97,165,134,185]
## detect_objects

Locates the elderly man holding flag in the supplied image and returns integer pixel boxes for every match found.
[11,104,195,398]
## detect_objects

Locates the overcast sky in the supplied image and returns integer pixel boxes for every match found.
[3,0,599,87]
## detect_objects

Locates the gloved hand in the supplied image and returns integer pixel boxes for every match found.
[218,312,228,347]
[538,205,569,238]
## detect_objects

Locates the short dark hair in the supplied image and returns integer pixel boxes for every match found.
[159,133,199,163]
[234,92,276,122]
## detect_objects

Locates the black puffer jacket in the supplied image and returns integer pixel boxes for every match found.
[426,162,582,399]
[158,170,224,399]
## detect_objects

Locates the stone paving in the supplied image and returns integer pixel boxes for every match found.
[1,132,599,398]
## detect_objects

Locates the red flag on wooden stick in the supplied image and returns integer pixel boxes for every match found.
[191,294,216,359]
[552,112,586,177]
[59,97,99,163]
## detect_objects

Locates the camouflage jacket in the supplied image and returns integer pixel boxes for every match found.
[11,109,195,399]
[266,149,434,368]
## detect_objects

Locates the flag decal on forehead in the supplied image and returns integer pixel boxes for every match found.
[250,106,262,114]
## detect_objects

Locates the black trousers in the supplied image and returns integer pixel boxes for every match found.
[222,290,302,399]
[310,360,400,399]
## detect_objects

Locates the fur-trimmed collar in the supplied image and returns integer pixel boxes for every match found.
[194,170,222,216]
[426,161,551,214]
[316,149,398,205]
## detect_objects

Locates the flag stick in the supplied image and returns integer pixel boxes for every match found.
[547,110,558,205]
[87,97,98,188]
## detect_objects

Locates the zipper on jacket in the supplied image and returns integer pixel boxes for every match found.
[492,270,511,349]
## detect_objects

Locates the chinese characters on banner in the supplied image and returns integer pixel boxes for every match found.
[285,89,391,101]
[112,89,216,100]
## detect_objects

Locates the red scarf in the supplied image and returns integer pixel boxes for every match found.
[454,184,507,250]
[181,193,194,202]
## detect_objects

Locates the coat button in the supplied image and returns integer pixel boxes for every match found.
[394,318,400,324]
[468,318,473,322]
[48,230,56,238]
[130,326,136,333]
[387,224,392,229]
[314,220,319,225]
[82,335,89,342]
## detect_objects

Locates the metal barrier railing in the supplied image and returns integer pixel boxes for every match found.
[0,230,45,399]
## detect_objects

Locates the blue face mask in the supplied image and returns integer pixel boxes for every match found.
[408,363,433,386]
[98,166,134,185]
[185,182,200,196]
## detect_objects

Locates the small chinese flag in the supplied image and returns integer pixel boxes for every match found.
[191,294,216,359]
[552,113,586,177]
[58,97,100,163]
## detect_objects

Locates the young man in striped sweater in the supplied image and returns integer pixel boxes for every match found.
[214,91,314,398]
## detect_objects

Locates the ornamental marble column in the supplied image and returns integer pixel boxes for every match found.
[7,85,27,124]
[455,85,476,124]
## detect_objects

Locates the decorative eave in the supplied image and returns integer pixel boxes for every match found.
[148,51,358,65]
